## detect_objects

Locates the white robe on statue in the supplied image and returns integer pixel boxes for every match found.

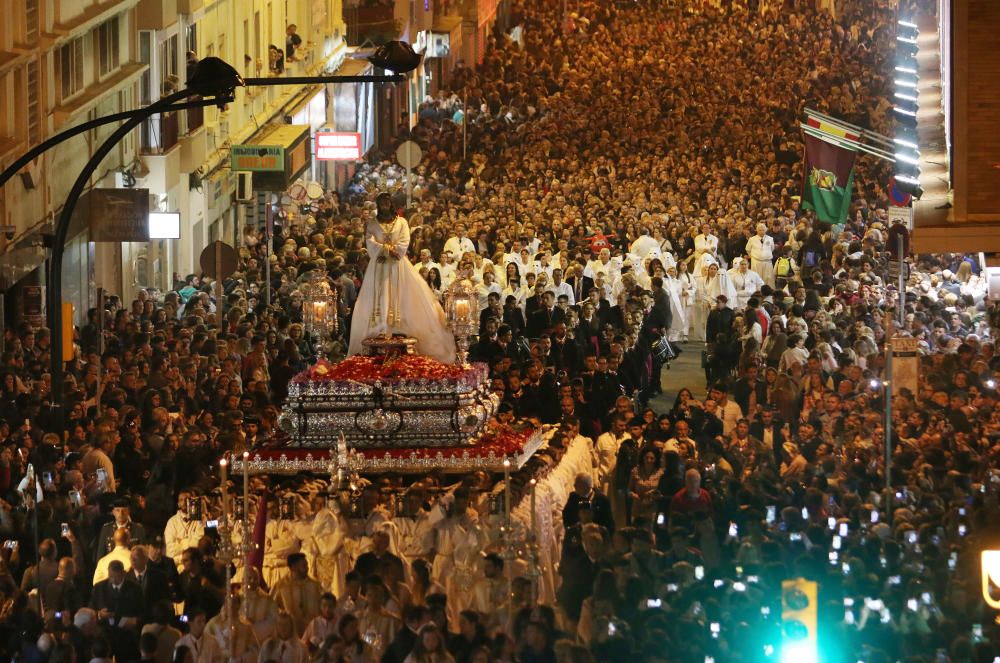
[348,216,456,363]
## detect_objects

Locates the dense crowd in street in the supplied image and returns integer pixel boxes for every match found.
[0,0,997,662]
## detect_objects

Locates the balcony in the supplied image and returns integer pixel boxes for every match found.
[141,112,179,154]
[140,113,182,194]
[343,2,400,46]
[137,0,177,30]
[177,0,204,14]
[186,99,204,133]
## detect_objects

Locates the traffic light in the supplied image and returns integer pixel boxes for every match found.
[781,578,817,663]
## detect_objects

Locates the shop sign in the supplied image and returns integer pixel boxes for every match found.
[89,188,150,242]
[315,132,363,160]
[231,145,285,172]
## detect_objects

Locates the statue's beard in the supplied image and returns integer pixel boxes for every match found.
[376,208,393,221]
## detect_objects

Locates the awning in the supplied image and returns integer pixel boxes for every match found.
[334,58,373,78]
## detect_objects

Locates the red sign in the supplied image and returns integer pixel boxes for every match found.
[315,132,362,161]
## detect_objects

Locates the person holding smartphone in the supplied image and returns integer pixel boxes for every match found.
[91,560,143,658]
[81,431,117,494]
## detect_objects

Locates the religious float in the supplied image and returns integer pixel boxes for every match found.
[230,276,544,476]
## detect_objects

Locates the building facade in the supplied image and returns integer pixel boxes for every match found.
[0,0,505,325]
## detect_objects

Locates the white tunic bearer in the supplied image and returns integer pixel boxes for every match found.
[745,224,776,287]
[728,259,765,309]
[263,519,301,589]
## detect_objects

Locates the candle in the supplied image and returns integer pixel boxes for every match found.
[242,451,250,527]
[530,478,537,540]
[503,458,511,528]
[455,299,470,323]
[219,457,229,526]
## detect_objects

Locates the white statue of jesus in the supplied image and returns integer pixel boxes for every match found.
[348,193,457,363]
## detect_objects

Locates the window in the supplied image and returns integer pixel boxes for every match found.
[97,17,120,77]
[26,61,39,144]
[58,36,85,101]
[160,34,178,78]
[139,31,152,105]
[159,34,179,96]
[186,23,198,55]
[0,75,12,141]
[25,0,39,45]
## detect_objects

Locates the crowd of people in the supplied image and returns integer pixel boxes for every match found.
[0,0,997,661]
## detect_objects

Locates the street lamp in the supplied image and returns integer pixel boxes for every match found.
[0,51,414,426]
[869,375,894,520]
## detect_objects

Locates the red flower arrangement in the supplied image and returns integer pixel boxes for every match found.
[257,425,531,461]
[294,355,470,384]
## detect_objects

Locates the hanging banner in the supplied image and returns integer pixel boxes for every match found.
[801,134,857,225]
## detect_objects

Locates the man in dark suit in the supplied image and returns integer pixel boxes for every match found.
[381,605,427,663]
[353,530,404,583]
[124,632,159,663]
[470,317,502,364]
[91,560,143,660]
[549,322,581,375]
[729,364,768,416]
[565,265,594,306]
[177,547,225,618]
[145,537,180,600]
[557,515,607,623]
[478,293,503,336]
[575,300,602,354]
[562,473,614,534]
[128,546,172,621]
[524,283,546,319]
[502,296,526,337]
[43,557,83,616]
[584,287,614,328]
[526,291,566,338]
[749,405,787,471]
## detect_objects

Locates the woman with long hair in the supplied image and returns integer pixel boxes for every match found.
[762,318,788,369]
[407,559,444,609]
[503,261,520,289]
[337,614,372,663]
[577,569,620,646]
[424,267,443,302]
[403,623,454,663]
[628,446,664,522]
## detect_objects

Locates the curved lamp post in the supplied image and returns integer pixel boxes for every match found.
[0,46,419,426]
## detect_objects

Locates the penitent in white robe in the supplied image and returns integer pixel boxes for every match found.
[348,215,457,363]
[663,276,689,342]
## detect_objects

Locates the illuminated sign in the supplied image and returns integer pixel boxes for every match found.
[315,132,362,160]
[230,145,285,171]
[149,212,181,239]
